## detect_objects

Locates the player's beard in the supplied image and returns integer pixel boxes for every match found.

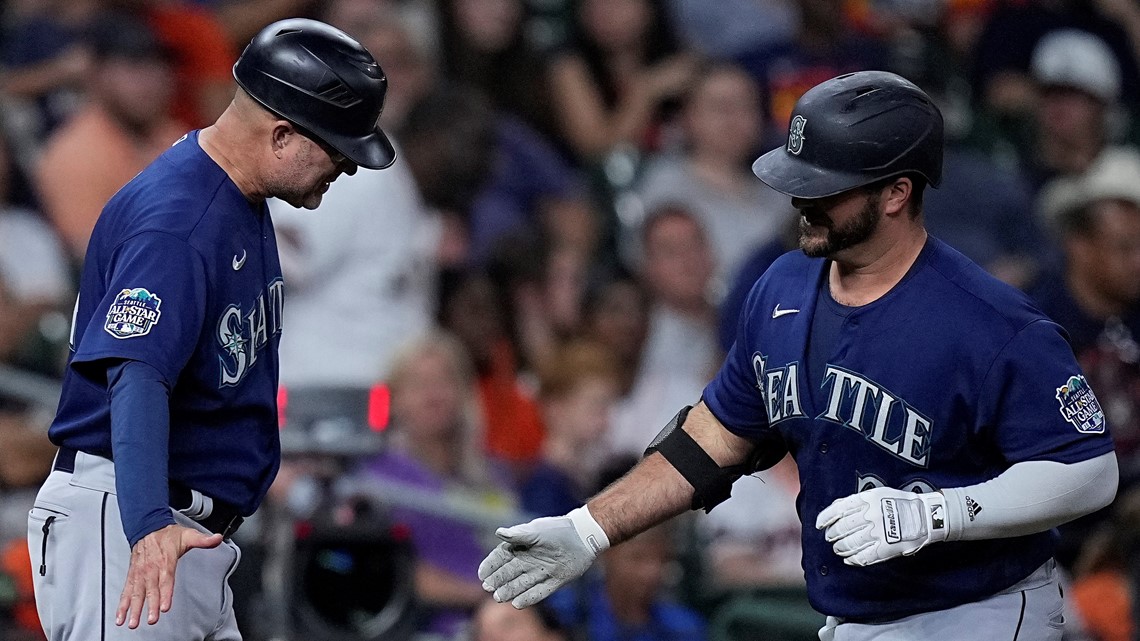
[799,192,882,258]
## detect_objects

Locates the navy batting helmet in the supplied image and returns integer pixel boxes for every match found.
[234,18,396,170]
[752,71,943,199]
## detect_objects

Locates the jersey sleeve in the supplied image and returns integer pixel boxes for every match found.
[978,319,1116,464]
[72,231,208,386]
[702,280,771,438]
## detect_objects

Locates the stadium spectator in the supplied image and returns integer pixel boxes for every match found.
[438,0,560,144]
[468,117,590,266]
[0,0,98,145]
[471,598,570,641]
[663,0,797,60]
[1029,147,1140,570]
[579,268,651,400]
[399,86,498,268]
[211,0,319,48]
[520,340,621,517]
[546,523,708,641]
[439,269,546,475]
[121,0,237,128]
[1068,488,1140,641]
[0,133,71,374]
[973,2,1140,118]
[716,216,800,352]
[1023,29,1126,192]
[269,144,439,387]
[574,266,704,458]
[546,0,698,163]
[487,238,594,375]
[356,331,516,638]
[321,0,438,133]
[546,460,708,641]
[1031,148,1140,472]
[0,412,53,640]
[698,455,804,590]
[633,63,792,292]
[33,10,184,262]
[738,0,888,129]
[922,147,1045,289]
[607,206,718,456]
[638,205,719,377]
[368,15,590,268]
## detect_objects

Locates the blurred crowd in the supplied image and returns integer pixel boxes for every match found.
[2,0,1140,640]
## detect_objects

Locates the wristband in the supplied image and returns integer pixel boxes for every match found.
[568,505,610,555]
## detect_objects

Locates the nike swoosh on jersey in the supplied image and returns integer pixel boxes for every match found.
[772,304,800,318]
[232,250,247,271]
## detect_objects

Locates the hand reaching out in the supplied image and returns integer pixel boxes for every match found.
[478,506,609,608]
[116,524,223,628]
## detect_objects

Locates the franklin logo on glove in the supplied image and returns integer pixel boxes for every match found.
[883,498,901,544]
[817,486,954,567]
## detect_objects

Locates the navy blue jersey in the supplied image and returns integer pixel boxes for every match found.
[704,237,1114,620]
[49,131,283,516]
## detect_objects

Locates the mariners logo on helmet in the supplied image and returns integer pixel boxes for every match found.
[787,115,807,156]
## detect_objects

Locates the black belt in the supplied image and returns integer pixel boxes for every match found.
[53,446,244,539]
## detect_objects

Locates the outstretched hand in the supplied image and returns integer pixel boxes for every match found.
[477,507,609,609]
[116,524,223,628]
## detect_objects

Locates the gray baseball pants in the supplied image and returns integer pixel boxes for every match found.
[818,559,1065,641]
[27,450,242,640]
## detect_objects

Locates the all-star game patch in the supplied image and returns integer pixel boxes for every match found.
[1055,374,1106,434]
[104,288,163,339]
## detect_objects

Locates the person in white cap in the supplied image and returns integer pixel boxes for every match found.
[1026,29,1125,190]
[1031,147,1140,480]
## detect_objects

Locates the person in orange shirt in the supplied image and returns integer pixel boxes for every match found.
[34,11,186,263]
[439,269,546,475]
[1069,490,1140,641]
[140,0,237,129]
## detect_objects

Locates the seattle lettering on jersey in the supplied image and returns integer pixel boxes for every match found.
[754,354,933,467]
[753,354,805,423]
[217,278,284,387]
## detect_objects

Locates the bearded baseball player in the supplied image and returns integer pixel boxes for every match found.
[27,18,395,640]
[478,71,1119,640]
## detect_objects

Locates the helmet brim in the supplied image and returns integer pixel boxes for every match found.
[751,147,875,199]
[235,72,398,171]
[327,125,397,170]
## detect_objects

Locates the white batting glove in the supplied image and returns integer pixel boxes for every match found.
[815,487,950,566]
[477,506,610,608]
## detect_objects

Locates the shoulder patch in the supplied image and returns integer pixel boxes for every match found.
[104,288,163,339]
[1055,375,1105,434]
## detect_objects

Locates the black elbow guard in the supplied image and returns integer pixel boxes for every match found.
[644,405,788,514]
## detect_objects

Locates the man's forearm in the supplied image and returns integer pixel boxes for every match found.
[588,401,755,545]
[588,452,693,545]
[108,359,177,547]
